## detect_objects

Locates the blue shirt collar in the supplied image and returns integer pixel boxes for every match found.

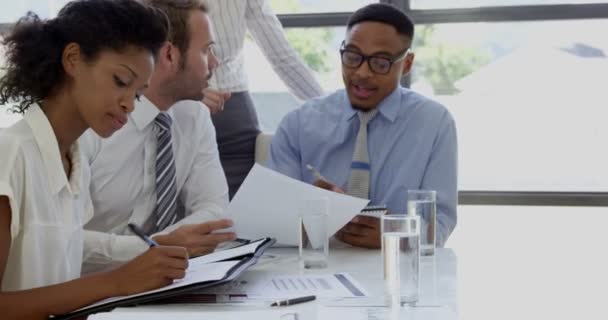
[343,87,402,123]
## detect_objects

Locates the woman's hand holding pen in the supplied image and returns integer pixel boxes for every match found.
[108,246,189,296]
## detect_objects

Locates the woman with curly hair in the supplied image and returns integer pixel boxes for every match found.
[0,0,190,318]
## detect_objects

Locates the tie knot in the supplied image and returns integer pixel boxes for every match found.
[358,109,378,126]
[155,113,172,131]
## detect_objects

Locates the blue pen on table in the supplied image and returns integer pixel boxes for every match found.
[128,223,159,247]
[271,295,316,307]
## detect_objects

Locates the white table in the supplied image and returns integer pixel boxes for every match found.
[99,248,458,319]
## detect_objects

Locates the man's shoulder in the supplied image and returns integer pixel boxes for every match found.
[399,88,453,122]
[170,100,213,137]
[286,90,346,121]
[171,100,210,122]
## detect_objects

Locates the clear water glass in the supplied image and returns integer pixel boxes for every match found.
[407,190,436,256]
[381,214,420,307]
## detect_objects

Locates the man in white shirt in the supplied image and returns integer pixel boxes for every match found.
[81,0,235,271]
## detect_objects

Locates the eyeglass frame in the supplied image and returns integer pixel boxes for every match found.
[339,41,411,75]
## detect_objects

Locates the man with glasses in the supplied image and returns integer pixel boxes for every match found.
[267,3,457,249]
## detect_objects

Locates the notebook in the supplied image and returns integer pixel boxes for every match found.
[359,205,389,218]
[55,237,275,320]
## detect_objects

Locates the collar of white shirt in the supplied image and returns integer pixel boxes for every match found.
[131,96,175,131]
[24,103,83,196]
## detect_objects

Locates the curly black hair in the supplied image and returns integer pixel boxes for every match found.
[0,0,170,113]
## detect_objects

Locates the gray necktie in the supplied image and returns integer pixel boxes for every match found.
[347,110,378,199]
[142,113,182,234]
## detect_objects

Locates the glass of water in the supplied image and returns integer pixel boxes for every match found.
[298,198,329,269]
[407,190,436,256]
[381,214,420,307]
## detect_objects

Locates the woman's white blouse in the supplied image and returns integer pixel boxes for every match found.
[0,104,92,291]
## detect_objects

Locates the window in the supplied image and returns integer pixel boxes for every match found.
[410,0,608,9]
[0,1,69,128]
[0,1,68,23]
[246,27,346,132]
[411,20,608,192]
[246,16,608,193]
[269,0,378,14]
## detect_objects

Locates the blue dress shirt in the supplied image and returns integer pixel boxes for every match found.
[267,87,458,246]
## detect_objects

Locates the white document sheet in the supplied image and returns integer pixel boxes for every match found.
[89,310,295,320]
[202,272,368,299]
[226,164,369,245]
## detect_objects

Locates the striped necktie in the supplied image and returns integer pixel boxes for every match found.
[142,112,182,234]
[346,109,378,199]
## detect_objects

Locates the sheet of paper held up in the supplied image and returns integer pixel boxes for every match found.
[226,164,369,245]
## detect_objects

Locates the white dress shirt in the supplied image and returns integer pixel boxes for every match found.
[0,104,91,291]
[81,97,228,269]
[206,0,324,99]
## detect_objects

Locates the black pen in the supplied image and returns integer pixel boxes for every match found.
[270,295,316,307]
[128,223,159,247]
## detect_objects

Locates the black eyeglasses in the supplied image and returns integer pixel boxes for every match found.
[339,41,410,75]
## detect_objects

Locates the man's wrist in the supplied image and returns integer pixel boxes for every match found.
[152,233,170,246]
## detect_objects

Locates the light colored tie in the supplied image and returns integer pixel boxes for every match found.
[347,110,378,199]
[142,113,182,234]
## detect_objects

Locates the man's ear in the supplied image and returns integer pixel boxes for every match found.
[401,51,415,76]
[62,42,83,78]
[157,41,182,72]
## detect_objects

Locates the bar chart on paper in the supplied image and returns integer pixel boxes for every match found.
[201,272,368,299]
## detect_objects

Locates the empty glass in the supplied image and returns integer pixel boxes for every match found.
[298,198,329,269]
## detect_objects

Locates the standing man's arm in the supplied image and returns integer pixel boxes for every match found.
[421,110,458,247]
[245,0,324,100]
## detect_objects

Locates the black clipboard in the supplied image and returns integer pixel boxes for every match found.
[53,237,275,320]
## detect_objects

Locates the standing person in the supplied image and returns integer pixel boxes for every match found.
[81,0,236,273]
[203,0,324,199]
[0,1,189,318]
